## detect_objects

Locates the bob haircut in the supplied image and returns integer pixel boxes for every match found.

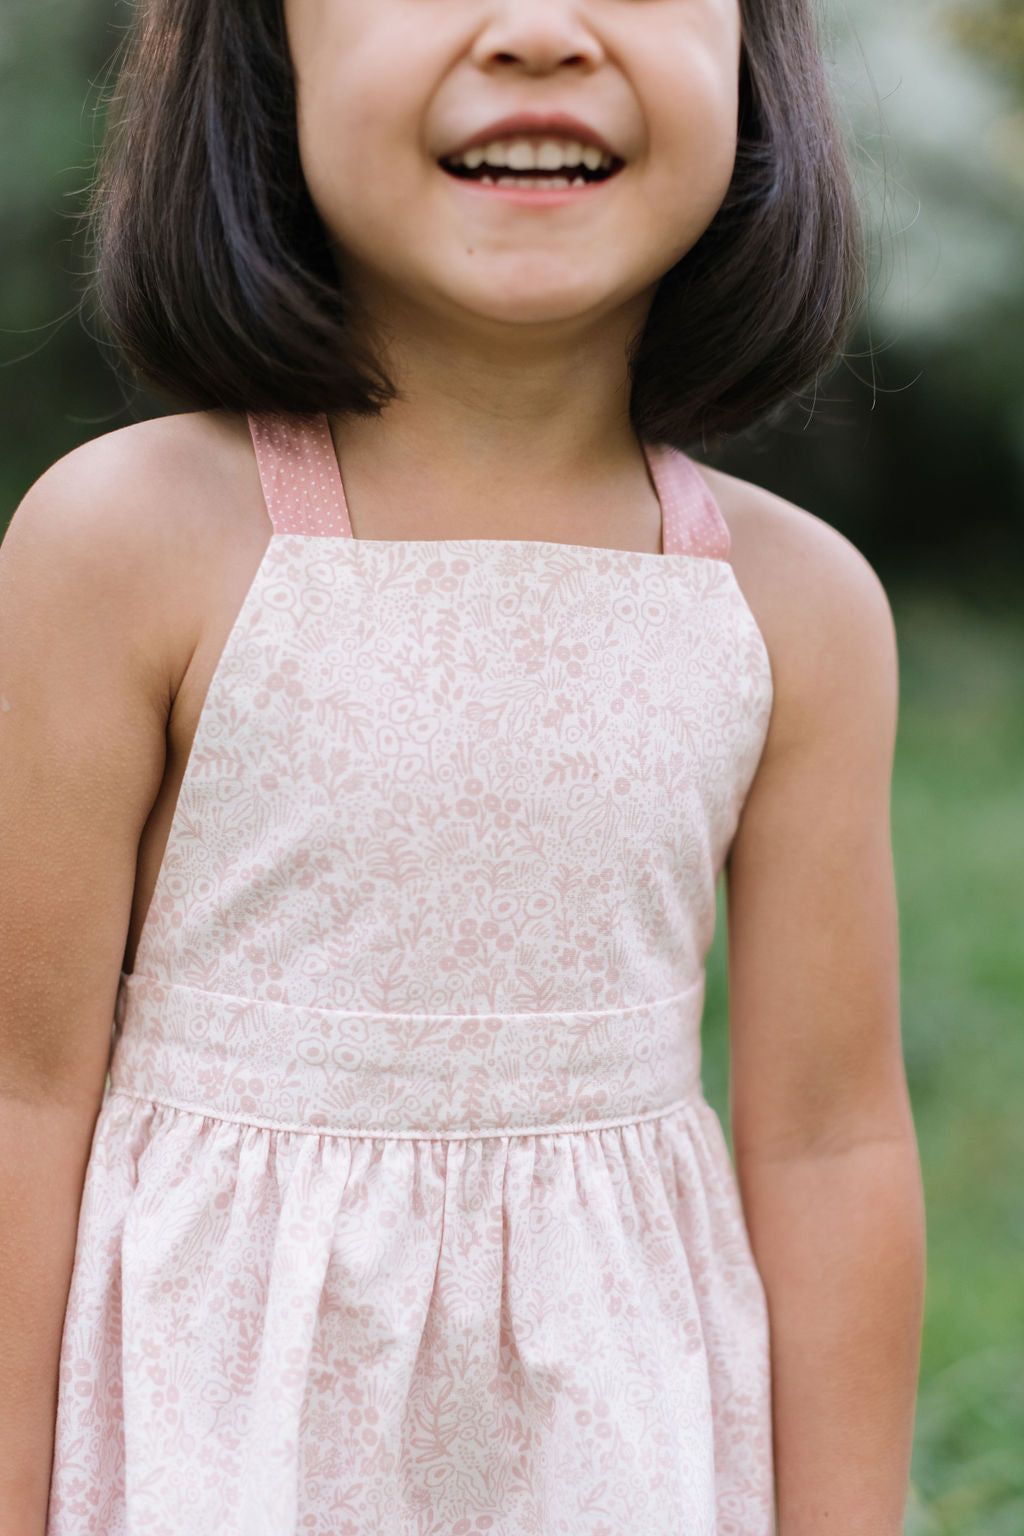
[85,0,866,448]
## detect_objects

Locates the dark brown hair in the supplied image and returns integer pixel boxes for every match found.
[84,0,866,447]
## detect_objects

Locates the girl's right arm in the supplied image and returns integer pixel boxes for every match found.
[0,433,182,1533]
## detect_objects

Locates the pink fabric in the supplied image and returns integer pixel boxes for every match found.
[47,413,775,1535]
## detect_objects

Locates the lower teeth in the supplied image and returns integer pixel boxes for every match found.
[484,175,589,190]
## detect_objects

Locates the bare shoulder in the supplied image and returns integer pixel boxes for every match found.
[3,410,265,697]
[693,461,899,750]
[6,408,261,568]
[9,409,254,531]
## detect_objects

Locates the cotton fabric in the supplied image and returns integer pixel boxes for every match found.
[47,412,776,1534]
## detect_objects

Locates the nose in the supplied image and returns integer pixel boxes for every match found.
[470,2,604,75]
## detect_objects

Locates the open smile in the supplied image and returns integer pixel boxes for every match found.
[438,134,626,200]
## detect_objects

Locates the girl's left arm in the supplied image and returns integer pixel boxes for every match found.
[720,481,926,1536]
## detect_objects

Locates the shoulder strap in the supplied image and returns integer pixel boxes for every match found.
[247,415,728,554]
[247,412,353,537]
[643,442,731,560]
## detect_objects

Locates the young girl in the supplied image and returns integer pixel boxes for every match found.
[0,0,926,1532]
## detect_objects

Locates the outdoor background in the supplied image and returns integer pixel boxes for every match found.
[1,0,1021,1529]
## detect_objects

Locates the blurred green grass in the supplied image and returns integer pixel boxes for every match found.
[704,587,1024,1532]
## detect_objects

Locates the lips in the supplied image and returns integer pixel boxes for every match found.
[441,111,622,163]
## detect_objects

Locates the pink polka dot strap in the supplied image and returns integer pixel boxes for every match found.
[643,441,732,560]
[248,411,730,559]
[248,412,353,537]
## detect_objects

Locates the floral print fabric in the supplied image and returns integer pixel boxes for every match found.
[47,414,776,1534]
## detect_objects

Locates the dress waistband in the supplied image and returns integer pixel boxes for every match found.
[110,974,705,1139]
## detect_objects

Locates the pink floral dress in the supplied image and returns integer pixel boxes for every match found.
[47,411,775,1535]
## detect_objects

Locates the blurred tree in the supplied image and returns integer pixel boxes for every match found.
[947,0,1024,84]
[945,0,1024,185]
[0,0,167,522]
[712,0,1024,599]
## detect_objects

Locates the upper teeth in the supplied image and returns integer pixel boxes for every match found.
[451,138,613,173]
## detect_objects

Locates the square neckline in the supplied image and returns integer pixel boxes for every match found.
[324,416,671,558]
[245,411,735,564]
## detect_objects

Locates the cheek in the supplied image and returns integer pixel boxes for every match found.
[294,81,397,259]
[296,88,365,210]
[286,8,411,230]
[649,31,741,226]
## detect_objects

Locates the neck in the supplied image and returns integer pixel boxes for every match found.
[329,289,659,542]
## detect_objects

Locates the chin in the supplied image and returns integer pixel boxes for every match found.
[440,271,620,328]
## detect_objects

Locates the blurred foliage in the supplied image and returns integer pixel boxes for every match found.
[946,0,1024,85]
[0,0,167,522]
[943,0,1024,201]
[709,0,1024,602]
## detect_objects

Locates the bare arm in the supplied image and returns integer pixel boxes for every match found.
[0,440,177,1531]
[721,480,925,1535]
